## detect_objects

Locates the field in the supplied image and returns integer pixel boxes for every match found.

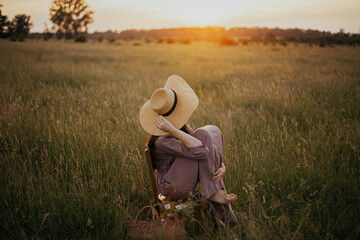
[0,39,359,239]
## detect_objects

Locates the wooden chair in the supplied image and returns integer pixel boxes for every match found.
[144,147,209,234]
[144,148,159,205]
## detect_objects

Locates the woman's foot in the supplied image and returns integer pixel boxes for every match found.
[209,190,237,204]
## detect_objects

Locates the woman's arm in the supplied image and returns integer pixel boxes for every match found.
[154,116,203,148]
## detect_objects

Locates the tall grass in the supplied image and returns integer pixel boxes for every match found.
[0,39,359,239]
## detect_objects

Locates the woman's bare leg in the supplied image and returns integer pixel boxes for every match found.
[191,126,238,224]
[209,189,237,204]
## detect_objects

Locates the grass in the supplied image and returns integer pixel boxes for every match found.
[0,39,359,239]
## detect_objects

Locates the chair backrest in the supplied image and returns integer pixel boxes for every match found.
[144,147,159,204]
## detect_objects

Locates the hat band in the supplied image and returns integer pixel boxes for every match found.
[161,90,177,117]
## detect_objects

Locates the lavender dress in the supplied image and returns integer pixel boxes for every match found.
[151,125,237,224]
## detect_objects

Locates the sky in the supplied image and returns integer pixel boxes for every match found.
[1,0,360,33]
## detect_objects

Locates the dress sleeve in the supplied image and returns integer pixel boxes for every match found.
[154,135,209,160]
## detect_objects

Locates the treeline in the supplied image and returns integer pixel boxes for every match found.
[91,27,334,39]
[0,5,32,41]
[85,27,360,46]
[0,0,93,42]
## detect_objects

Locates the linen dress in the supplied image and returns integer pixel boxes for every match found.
[151,125,238,224]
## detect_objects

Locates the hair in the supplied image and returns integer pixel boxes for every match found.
[146,124,191,169]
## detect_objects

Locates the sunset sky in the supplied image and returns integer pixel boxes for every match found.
[1,0,360,33]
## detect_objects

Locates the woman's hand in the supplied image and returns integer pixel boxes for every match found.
[154,116,176,133]
[212,163,226,183]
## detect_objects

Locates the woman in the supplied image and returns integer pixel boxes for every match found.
[139,75,237,224]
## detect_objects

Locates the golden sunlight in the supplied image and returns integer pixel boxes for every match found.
[178,10,225,26]
[1,0,360,32]
[157,0,246,27]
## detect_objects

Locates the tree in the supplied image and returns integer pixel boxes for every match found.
[8,14,33,40]
[49,0,94,39]
[0,3,10,38]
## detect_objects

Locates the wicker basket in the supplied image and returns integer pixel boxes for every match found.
[125,205,186,240]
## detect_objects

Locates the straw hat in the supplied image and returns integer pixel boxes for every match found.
[139,75,199,136]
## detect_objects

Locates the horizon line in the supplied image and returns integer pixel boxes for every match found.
[31,25,358,34]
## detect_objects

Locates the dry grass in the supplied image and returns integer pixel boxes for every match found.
[0,39,359,239]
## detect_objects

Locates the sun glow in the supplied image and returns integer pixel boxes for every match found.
[152,0,246,27]
[176,10,227,26]
[1,0,359,33]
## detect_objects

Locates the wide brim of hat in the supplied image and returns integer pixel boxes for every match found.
[139,75,199,136]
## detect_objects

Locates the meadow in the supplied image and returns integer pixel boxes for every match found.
[0,39,359,239]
